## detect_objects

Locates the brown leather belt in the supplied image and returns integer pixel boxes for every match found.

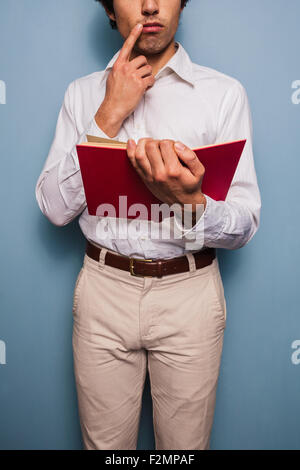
[85,240,216,278]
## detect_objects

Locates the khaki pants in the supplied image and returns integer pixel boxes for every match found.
[72,247,227,450]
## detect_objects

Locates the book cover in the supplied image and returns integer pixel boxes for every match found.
[76,136,246,221]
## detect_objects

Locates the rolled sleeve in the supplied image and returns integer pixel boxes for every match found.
[174,81,261,250]
[35,80,121,226]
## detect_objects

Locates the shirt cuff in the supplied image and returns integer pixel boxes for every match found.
[85,117,120,141]
[173,194,228,244]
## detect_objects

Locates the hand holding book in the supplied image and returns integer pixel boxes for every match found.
[76,135,246,221]
[126,138,207,220]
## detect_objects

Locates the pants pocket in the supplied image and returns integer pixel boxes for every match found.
[211,268,227,327]
[72,267,85,316]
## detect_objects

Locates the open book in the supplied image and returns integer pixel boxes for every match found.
[76,135,246,221]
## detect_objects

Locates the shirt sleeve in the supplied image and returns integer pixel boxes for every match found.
[35,80,119,226]
[174,80,262,250]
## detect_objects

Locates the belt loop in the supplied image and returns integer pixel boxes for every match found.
[185,252,197,274]
[98,248,108,271]
[157,260,163,278]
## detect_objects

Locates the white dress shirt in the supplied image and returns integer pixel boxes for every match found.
[35,41,261,260]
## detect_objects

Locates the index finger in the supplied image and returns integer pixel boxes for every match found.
[117,23,143,62]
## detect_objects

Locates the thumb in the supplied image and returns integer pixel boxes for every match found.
[174,141,202,176]
[127,138,137,157]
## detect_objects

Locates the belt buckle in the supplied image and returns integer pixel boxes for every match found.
[129,257,153,277]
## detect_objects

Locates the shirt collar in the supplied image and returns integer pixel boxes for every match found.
[102,41,195,87]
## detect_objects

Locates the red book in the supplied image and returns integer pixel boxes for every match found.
[76,135,246,221]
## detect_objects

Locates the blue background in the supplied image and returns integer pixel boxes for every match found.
[0,0,299,450]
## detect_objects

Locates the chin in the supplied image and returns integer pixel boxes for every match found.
[137,37,169,55]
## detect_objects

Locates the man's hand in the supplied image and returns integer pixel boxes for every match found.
[95,23,155,138]
[126,138,207,223]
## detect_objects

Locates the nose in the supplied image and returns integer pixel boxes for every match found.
[142,0,159,16]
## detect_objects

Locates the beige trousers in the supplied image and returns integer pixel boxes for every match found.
[72,247,227,450]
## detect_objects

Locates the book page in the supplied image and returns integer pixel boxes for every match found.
[86,134,127,147]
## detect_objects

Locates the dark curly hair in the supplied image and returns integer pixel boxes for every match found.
[95,0,190,30]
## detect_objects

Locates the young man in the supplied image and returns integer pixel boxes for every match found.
[35,0,261,450]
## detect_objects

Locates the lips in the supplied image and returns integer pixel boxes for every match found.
[142,22,163,33]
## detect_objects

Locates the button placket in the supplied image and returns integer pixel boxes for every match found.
[133,94,146,136]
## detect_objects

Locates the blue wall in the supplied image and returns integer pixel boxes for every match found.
[0,0,299,450]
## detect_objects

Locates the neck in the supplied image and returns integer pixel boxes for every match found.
[130,40,177,77]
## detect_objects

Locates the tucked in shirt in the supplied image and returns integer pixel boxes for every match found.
[35,41,261,260]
